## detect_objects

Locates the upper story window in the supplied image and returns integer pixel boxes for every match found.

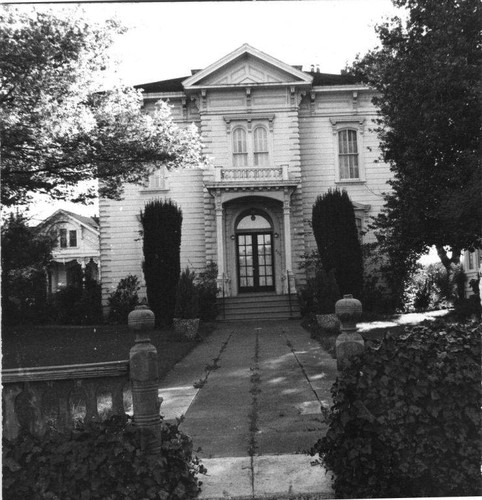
[253,126,269,166]
[59,228,77,248]
[338,130,359,179]
[330,117,365,183]
[233,127,248,167]
[147,166,168,190]
[225,114,275,169]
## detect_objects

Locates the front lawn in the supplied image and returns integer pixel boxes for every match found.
[2,323,215,380]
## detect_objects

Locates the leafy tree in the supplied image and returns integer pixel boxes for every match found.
[1,212,54,324]
[349,0,482,286]
[312,189,364,299]
[0,7,203,207]
[140,200,182,327]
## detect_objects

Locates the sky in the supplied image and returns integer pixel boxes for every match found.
[11,0,404,224]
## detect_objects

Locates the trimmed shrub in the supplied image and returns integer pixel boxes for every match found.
[175,267,200,320]
[141,200,182,327]
[196,261,219,321]
[312,189,363,299]
[298,251,341,316]
[3,415,206,499]
[108,275,140,324]
[311,321,482,498]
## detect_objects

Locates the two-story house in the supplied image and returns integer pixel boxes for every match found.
[99,44,392,319]
[36,209,100,293]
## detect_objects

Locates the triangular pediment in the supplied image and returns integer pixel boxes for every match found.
[183,44,312,89]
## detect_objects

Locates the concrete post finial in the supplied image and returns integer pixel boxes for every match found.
[335,294,365,371]
[128,304,162,454]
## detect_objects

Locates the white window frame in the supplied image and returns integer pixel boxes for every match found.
[143,166,169,192]
[330,117,366,183]
[253,125,269,166]
[232,126,248,167]
[224,114,275,168]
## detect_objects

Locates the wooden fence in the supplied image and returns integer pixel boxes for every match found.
[2,360,130,441]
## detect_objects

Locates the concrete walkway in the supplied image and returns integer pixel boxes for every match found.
[158,321,337,499]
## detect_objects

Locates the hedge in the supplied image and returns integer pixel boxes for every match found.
[311,321,481,498]
[3,415,206,499]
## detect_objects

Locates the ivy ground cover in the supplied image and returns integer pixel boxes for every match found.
[312,320,481,498]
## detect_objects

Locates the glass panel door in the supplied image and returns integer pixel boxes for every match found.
[237,232,274,292]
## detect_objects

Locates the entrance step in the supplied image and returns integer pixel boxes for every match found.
[217,293,301,321]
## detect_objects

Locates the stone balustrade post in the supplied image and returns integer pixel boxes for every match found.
[128,302,162,454]
[335,294,364,371]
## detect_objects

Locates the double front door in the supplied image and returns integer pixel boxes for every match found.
[237,232,274,292]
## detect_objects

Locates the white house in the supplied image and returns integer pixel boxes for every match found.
[99,44,392,319]
[36,209,100,293]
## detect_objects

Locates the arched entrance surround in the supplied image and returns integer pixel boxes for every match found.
[224,197,284,296]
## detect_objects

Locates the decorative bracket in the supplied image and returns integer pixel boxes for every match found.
[245,87,251,108]
[310,91,316,113]
[352,91,358,110]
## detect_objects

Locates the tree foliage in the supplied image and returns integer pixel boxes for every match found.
[1,212,54,325]
[349,0,482,277]
[0,6,204,207]
[140,199,182,327]
[312,189,364,299]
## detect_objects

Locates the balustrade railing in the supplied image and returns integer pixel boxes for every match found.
[214,165,289,182]
[2,360,130,441]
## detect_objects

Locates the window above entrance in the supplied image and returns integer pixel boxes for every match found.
[225,114,274,169]
[237,213,272,231]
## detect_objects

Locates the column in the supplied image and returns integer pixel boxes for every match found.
[215,195,226,297]
[283,193,293,294]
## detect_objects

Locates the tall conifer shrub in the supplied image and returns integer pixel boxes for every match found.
[312,189,363,299]
[140,199,182,327]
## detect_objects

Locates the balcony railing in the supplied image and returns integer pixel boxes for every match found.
[214,165,289,183]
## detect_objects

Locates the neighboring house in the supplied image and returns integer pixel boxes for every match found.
[36,209,100,293]
[461,249,481,296]
[99,44,392,318]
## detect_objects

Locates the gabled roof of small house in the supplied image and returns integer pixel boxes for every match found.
[35,209,100,234]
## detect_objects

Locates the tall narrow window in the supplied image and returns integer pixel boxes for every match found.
[148,166,167,189]
[355,217,363,241]
[468,252,474,270]
[233,128,248,167]
[338,130,359,179]
[59,228,67,248]
[69,230,77,247]
[253,126,269,166]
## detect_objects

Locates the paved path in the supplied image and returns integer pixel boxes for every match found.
[158,320,337,499]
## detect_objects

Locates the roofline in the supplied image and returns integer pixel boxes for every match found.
[182,43,313,88]
[312,84,372,92]
[37,209,100,235]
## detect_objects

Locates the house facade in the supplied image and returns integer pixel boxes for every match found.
[36,209,100,293]
[99,44,392,313]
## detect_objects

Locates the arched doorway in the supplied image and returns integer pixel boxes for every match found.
[235,209,275,293]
